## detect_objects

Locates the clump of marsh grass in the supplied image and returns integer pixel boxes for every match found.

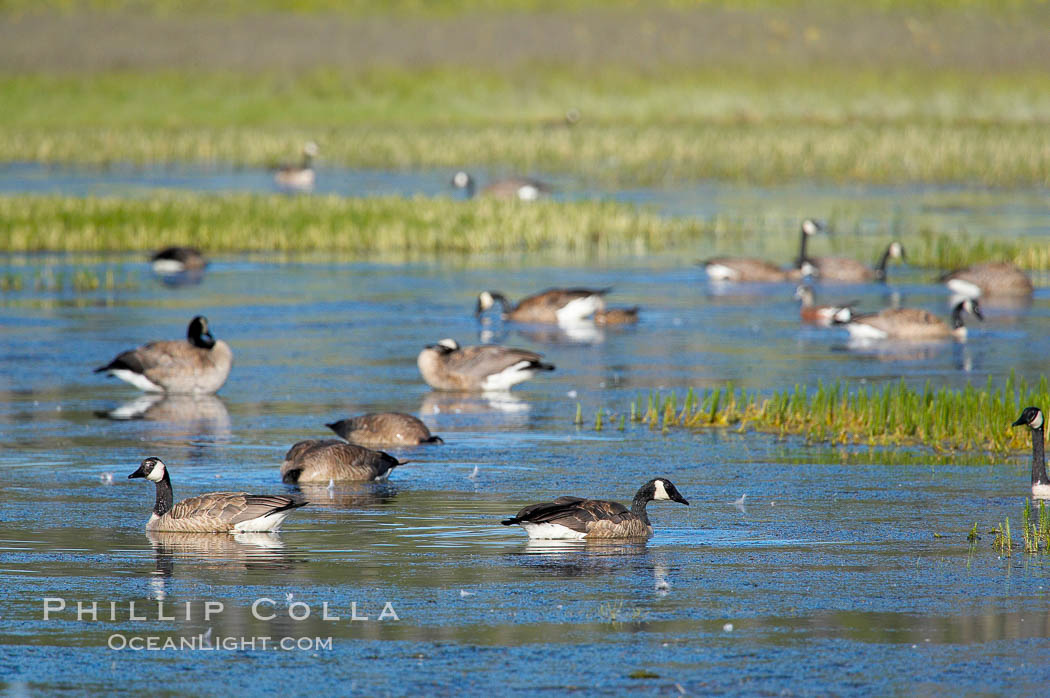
[592,373,1050,453]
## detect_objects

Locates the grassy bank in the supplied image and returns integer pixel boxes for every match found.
[2,3,1050,185]
[592,374,1049,454]
[5,193,1050,270]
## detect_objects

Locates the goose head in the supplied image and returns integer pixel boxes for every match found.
[794,284,815,306]
[1013,406,1044,431]
[475,290,507,316]
[129,456,167,483]
[888,241,906,261]
[187,316,216,349]
[303,141,319,158]
[640,478,690,505]
[801,219,823,237]
[950,297,983,335]
[425,338,460,355]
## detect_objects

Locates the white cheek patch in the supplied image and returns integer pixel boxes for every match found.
[1033,412,1044,430]
[437,338,459,351]
[146,461,166,482]
[653,480,670,501]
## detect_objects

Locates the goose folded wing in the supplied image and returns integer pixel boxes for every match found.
[449,346,547,374]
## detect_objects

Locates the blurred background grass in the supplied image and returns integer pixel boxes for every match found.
[2,1,1049,185]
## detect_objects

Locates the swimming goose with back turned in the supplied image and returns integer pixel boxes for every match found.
[501,478,690,540]
[1012,407,1050,498]
[150,246,207,275]
[128,457,306,532]
[452,171,553,201]
[94,315,233,394]
[417,338,554,391]
[940,262,1033,298]
[274,141,318,191]
[836,297,982,341]
[476,288,609,324]
[702,219,820,282]
[280,440,404,483]
[794,284,855,327]
[326,412,443,447]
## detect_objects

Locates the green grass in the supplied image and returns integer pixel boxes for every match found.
[4,69,1050,186]
[596,374,1049,454]
[3,1,1050,185]
[7,193,1050,271]
[992,499,1050,555]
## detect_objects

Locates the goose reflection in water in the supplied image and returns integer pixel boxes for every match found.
[148,530,296,582]
[290,481,400,511]
[96,393,231,433]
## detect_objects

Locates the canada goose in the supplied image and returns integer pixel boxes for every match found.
[476,288,608,324]
[274,141,318,191]
[417,338,554,391]
[940,262,1033,298]
[94,315,233,394]
[593,306,640,326]
[150,246,207,275]
[280,439,403,483]
[501,478,690,540]
[128,457,306,532]
[1011,407,1050,498]
[702,219,821,282]
[452,171,553,201]
[836,297,982,341]
[805,241,905,283]
[794,284,854,327]
[326,412,443,447]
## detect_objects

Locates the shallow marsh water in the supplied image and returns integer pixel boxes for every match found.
[2,254,1050,695]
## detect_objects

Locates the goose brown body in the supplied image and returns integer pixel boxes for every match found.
[151,246,207,273]
[417,339,554,391]
[501,478,689,540]
[795,285,854,326]
[453,171,552,200]
[128,457,306,533]
[94,316,233,394]
[840,299,982,341]
[805,242,905,283]
[941,262,1033,297]
[281,439,403,483]
[703,219,821,282]
[326,412,442,447]
[477,288,608,324]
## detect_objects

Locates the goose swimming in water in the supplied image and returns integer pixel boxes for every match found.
[417,338,554,391]
[274,141,318,191]
[94,315,233,394]
[280,439,405,483]
[128,457,306,532]
[476,288,608,324]
[501,478,690,540]
[940,262,1033,298]
[794,284,854,327]
[835,298,982,341]
[1012,407,1050,498]
[326,412,443,447]
[452,171,553,201]
[150,246,207,275]
[702,219,820,282]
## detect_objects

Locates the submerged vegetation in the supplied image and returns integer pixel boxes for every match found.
[590,374,1050,454]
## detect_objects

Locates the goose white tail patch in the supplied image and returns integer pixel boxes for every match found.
[705,263,736,281]
[481,361,536,391]
[521,522,587,540]
[110,369,164,393]
[234,510,291,532]
[653,480,670,501]
[1033,483,1050,499]
[555,295,604,324]
[844,323,888,340]
[516,185,540,201]
[946,278,982,298]
[151,259,186,275]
